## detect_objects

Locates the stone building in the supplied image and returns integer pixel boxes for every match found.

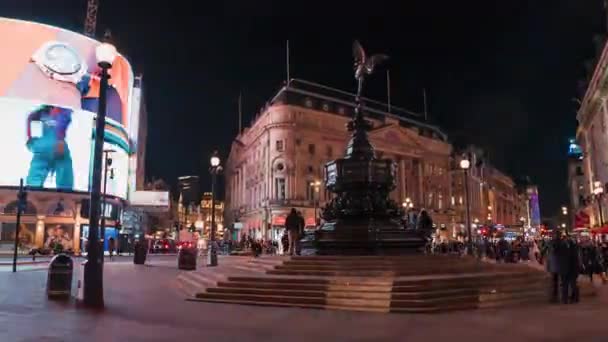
[575,39,608,228]
[225,80,452,241]
[440,147,533,240]
[225,80,528,242]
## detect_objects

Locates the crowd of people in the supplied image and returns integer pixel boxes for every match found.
[233,208,306,257]
[429,231,608,304]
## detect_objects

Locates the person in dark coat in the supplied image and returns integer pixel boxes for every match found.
[285,208,300,256]
[547,231,565,303]
[580,240,603,283]
[416,210,433,231]
[564,235,582,303]
[296,211,305,255]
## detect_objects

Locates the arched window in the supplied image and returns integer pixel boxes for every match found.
[46,199,74,217]
[3,201,37,215]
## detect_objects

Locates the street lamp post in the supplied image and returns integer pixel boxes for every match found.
[208,151,222,267]
[401,198,414,229]
[83,42,117,308]
[594,181,604,226]
[460,158,473,255]
[310,181,321,226]
[561,206,568,232]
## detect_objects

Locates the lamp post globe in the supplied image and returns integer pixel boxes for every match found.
[95,43,117,68]
[210,155,220,167]
[459,159,470,170]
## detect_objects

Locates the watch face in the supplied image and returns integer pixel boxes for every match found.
[43,43,82,75]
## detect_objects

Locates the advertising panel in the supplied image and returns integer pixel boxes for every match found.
[0,98,94,191]
[101,142,129,199]
[129,191,170,208]
[0,18,133,127]
[44,223,74,251]
[0,223,36,248]
[0,18,136,199]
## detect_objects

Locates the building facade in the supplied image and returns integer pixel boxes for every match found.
[566,139,587,229]
[451,148,531,240]
[225,80,529,242]
[575,39,608,228]
[225,80,453,241]
[175,192,225,240]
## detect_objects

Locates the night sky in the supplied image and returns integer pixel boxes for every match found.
[2,0,606,216]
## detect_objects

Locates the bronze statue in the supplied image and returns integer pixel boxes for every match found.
[352,40,389,100]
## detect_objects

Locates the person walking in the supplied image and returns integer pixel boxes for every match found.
[285,208,300,256]
[281,231,289,255]
[564,234,582,303]
[296,211,305,256]
[580,239,605,284]
[547,231,565,303]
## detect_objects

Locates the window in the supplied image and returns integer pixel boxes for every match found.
[295,138,301,146]
[308,144,315,155]
[307,165,314,173]
[322,102,330,111]
[276,163,284,172]
[306,183,315,201]
[326,145,333,158]
[276,140,284,152]
[304,98,313,107]
[275,178,286,200]
[451,196,455,206]
[576,166,583,176]
[438,194,443,210]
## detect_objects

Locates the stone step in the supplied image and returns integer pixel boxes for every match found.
[290,255,445,261]
[217,281,391,292]
[273,264,486,271]
[188,297,392,313]
[266,267,496,277]
[195,287,548,311]
[205,282,546,301]
[275,260,476,269]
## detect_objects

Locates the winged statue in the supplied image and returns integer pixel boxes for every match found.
[352,40,389,97]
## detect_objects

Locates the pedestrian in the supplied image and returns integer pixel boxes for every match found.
[285,208,300,256]
[281,231,289,255]
[108,237,115,261]
[547,231,565,303]
[296,211,305,256]
[580,238,604,283]
[564,234,582,303]
[416,209,433,231]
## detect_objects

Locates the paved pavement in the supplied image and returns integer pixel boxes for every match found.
[2,255,608,341]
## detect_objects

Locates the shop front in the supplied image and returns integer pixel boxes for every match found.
[0,188,124,254]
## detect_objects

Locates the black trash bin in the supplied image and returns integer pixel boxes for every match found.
[178,247,197,270]
[47,254,73,299]
[133,241,147,265]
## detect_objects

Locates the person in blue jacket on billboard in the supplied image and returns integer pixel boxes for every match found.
[25,105,74,189]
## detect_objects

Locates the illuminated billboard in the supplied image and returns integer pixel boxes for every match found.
[0,18,136,198]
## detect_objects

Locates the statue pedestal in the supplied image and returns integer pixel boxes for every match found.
[313,218,427,255]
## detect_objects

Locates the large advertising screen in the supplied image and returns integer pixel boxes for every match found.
[0,18,135,198]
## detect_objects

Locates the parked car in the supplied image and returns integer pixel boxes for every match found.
[176,241,195,250]
[151,239,176,254]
